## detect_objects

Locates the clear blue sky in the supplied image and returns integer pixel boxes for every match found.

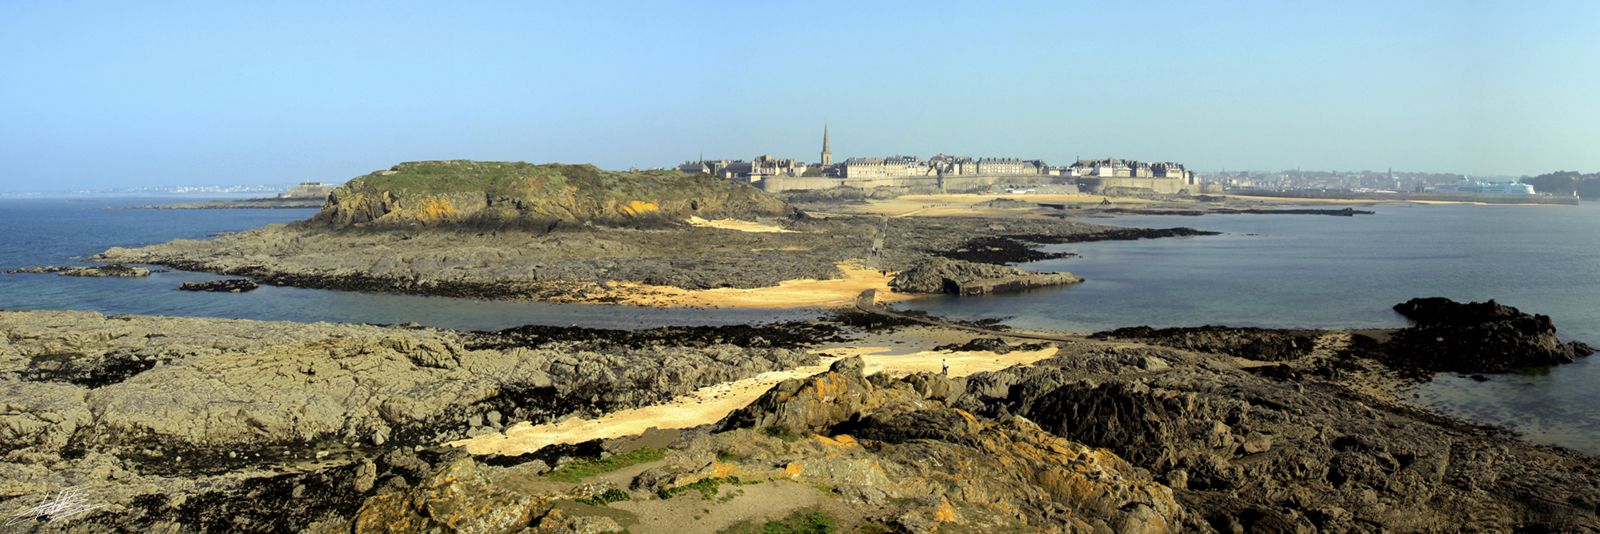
[2,1,1598,190]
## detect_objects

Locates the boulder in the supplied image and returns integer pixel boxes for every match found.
[1378,298,1594,374]
[178,279,259,292]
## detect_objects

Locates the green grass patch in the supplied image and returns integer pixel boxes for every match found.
[344,160,741,203]
[576,488,632,507]
[717,507,838,534]
[657,476,754,500]
[545,448,665,483]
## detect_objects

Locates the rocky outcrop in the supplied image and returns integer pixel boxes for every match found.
[679,357,1183,532]
[958,332,1600,532]
[1091,325,1321,361]
[178,279,258,292]
[350,457,549,534]
[307,161,800,229]
[889,257,1081,295]
[0,311,819,474]
[98,209,1209,303]
[1373,297,1595,374]
[7,264,150,277]
[940,226,1220,264]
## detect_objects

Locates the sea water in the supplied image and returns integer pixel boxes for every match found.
[897,202,1600,454]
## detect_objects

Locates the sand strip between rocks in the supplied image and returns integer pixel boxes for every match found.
[601,261,918,309]
[448,346,1058,456]
[686,216,795,233]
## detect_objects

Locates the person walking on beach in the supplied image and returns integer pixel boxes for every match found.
[941,359,949,376]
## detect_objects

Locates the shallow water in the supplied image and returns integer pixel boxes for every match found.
[896,202,1600,454]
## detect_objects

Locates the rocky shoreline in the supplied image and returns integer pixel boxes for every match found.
[1,299,1596,531]
[133,198,325,210]
[88,215,1215,303]
[6,265,151,278]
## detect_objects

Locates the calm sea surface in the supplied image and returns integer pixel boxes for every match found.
[898,202,1600,454]
[1,198,1596,454]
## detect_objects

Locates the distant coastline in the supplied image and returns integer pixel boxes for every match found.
[1227,189,1580,205]
[132,196,325,209]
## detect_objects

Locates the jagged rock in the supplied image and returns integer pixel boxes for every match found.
[931,337,1049,354]
[889,257,1081,295]
[1091,325,1320,361]
[178,279,258,292]
[718,357,883,435]
[676,356,1185,531]
[1377,297,1595,374]
[351,458,544,534]
[961,338,1600,532]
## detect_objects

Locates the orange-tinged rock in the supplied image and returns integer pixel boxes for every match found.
[934,497,958,523]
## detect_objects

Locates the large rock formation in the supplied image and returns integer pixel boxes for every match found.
[889,257,1082,295]
[667,357,1185,532]
[1375,297,1595,374]
[0,311,818,477]
[1091,325,1321,362]
[962,327,1600,531]
[308,161,799,228]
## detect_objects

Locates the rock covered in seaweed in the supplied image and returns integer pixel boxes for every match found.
[888,257,1081,295]
[7,264,150,277]
[178,279,259,292]
[1377,297,1594,374]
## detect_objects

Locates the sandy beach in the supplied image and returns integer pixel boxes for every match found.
[685,216,795,233]
[599,261,918,309]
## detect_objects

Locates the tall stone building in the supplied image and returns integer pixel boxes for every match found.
[819,125,832,167]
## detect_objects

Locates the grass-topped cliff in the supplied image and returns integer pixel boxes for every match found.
[309,160,798,228]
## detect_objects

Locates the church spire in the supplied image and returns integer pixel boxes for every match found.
[820,124,832,167]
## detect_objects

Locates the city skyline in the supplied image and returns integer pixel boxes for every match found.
[4,1,1600,190]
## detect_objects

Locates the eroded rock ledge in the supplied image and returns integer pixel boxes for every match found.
[889,257,1082,295]
[6,264,150,277]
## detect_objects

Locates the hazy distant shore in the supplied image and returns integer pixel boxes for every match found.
[131,197,325,209]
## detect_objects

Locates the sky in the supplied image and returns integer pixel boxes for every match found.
[2,1,1599,191]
